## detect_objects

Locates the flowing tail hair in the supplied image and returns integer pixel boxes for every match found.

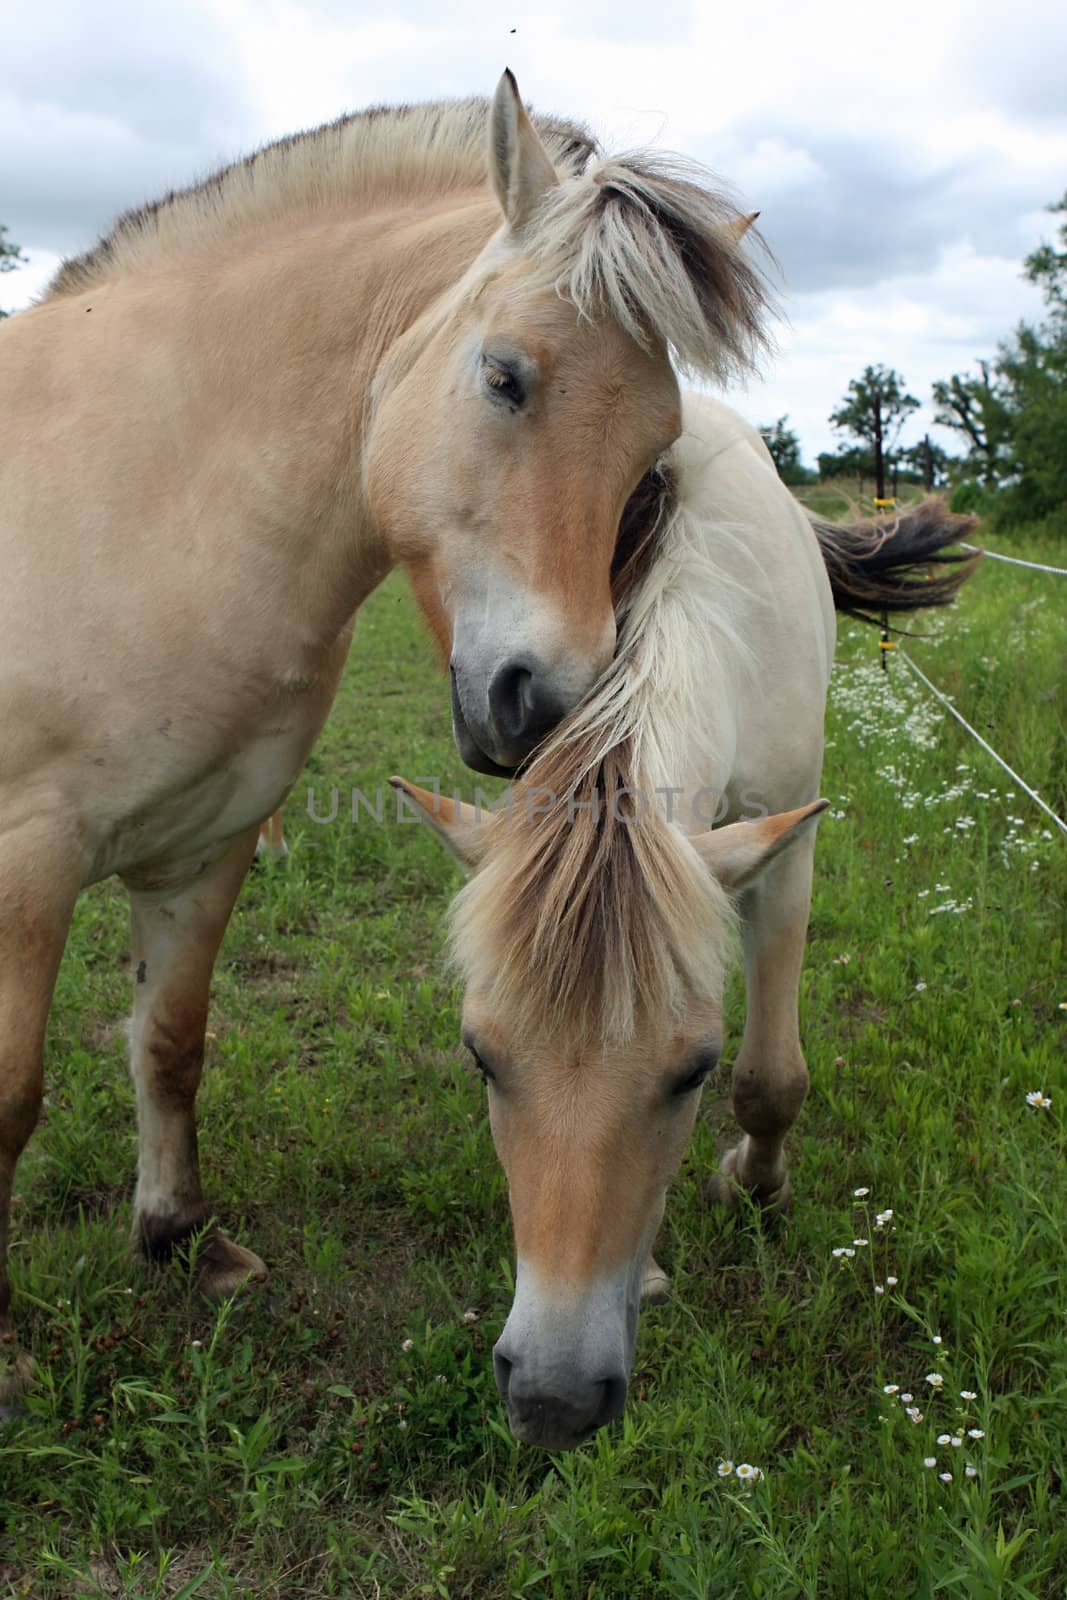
[807,500,982,625]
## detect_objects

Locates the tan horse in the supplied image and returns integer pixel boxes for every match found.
[0,77,773,1402]
[397,390,977,1450]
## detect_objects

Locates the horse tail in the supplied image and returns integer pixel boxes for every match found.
[807,499,982,624]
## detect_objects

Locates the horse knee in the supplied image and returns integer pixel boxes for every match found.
[731,1050,809,1139]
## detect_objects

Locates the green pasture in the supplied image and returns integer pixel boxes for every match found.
[1,522,1064,1598]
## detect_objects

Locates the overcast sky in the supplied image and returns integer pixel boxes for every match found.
[3,0,1065,461]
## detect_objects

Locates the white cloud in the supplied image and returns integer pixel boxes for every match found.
[2,0,1063,461]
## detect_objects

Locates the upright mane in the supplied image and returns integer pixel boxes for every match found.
[48,95,774,384]
[47,99,596,299]
[450,456,741,1047]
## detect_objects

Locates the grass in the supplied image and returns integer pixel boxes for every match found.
[793,476,928,521]
[1,521,1064,1597]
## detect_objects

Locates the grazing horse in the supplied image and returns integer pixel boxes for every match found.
[0,76,773,1403]
[397,390,977,1450]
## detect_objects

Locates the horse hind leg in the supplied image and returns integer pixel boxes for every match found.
[123,827,266,1300]
[0,832,79,1413]
[708,841,816,1216]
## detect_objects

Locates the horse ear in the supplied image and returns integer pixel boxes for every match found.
[691,800,828,893]
[725,210,760,243]
[488,69,559,229]
[389,777,491,868]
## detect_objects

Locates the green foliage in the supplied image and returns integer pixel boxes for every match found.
[0,222,27,320]
[817,445,874,484]
[829,365,920,498]
[950,479,987,516]
[758,416,815,485]
[995,315,1067,525]
[933,195,1067,531]
[932,363,1013,489]
[2,565,1065,1596]
[0,222,26,274]
[898,437,957,489]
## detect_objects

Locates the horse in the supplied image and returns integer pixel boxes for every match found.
[0,74,775,1404]
[395,389,978,1451]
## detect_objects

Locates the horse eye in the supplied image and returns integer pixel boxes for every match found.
[674,1064,711,1096]
[466,1043,495,1084]
[483,364,525,408]
[671,1049,720,1097]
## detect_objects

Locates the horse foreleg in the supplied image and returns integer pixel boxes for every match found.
[0,830,79,1412]
[709,837,816,1214]
[123,827,266,1300]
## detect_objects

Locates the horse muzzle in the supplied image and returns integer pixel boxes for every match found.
[450,656,571,775]
[491,1260,640,1450]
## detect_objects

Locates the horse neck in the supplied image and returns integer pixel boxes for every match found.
[180,192,499,642]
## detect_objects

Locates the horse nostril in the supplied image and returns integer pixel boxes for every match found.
[593,1374,628,1432]
[487,657,566,753]
[492,1347,514,1404]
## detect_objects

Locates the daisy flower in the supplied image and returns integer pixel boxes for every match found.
[735,1464,762,1482]
[717,1461,734,1478]
[925,1373,944,1388]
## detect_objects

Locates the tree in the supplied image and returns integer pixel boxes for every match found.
[0,223,27,319]
[758,415,812,484]
[931,361,1012,487]
[993,193,1067,522]
[816,444,875,491]
[899,436,956,490]
[1022,191,1067,320]
[829,364,919,500]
